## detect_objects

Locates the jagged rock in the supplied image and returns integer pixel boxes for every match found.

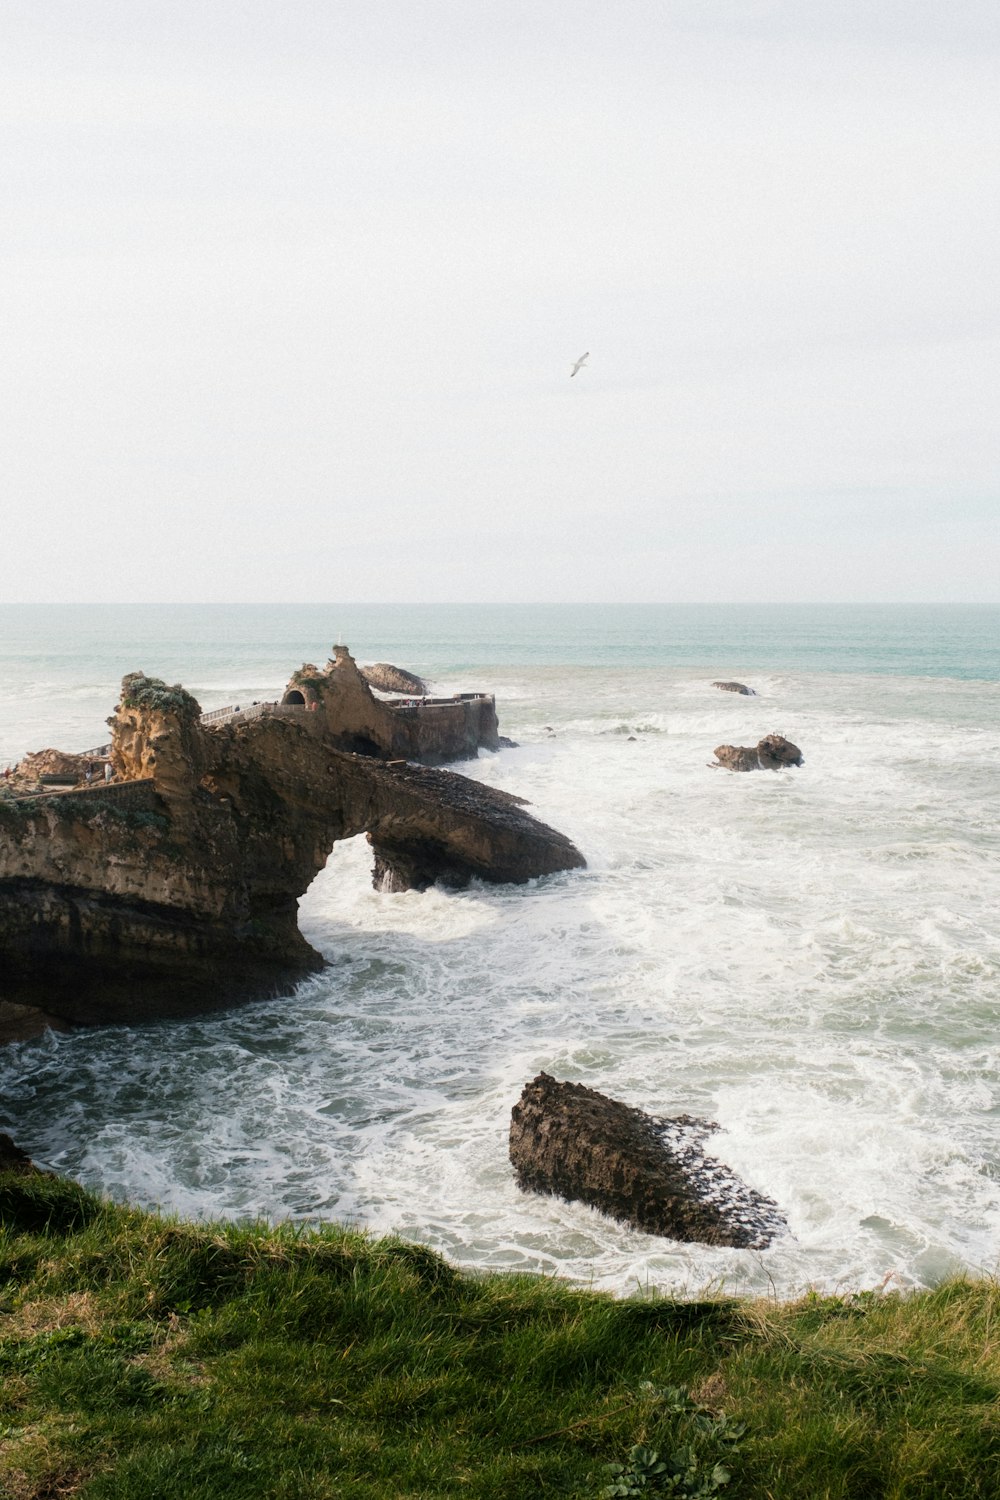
[285,648,498,762]
[0,1132,42,1175]
[8,749,95,791]
[361,662,428,695]
[0,662,584,1025]
[509,1073,784,1249]
[712,681,756,696]
[712,735,803,771]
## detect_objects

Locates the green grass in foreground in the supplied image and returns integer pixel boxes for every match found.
[1,1172,999,1498]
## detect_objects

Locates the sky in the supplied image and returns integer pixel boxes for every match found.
[1,1,998,603]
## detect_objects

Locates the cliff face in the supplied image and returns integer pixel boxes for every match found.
[0,669,583,1027]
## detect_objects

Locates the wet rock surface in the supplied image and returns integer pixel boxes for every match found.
[712,681,756,695]
[712,734,803,771]
[509,1073,785,1249]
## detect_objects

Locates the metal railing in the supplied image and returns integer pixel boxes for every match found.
[200,700,313,726]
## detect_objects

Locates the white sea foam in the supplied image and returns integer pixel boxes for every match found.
[1,615,999,1297]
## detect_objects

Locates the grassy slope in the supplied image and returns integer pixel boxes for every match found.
[1,1171,999,1499]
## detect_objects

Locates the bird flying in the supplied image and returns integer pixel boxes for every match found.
[570,352,589,377]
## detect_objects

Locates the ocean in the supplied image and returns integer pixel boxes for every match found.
[1,603,998,1298]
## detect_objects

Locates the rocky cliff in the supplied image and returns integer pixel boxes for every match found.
[282,647,499,763]
[0,670,584,1028]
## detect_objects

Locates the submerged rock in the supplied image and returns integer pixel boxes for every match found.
[509,1072,785,1249]
[711,735,803,771]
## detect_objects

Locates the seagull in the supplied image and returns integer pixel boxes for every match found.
[570,352,589,377]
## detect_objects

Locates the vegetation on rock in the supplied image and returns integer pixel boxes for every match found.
[117,674,201,719]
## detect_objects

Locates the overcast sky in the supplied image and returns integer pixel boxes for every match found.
[2,1,998,603]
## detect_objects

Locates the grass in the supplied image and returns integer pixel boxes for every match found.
[1,1172,999,1497]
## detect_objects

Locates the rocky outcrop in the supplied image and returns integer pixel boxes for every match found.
[0,670,584,1026]
[284,648,498,763]
[711,735,803,771]
[361,662,428,695]
[509,1073,784,1249]
[9,749,96,790]
[0,1132,43,1175]
[712,681,756,696]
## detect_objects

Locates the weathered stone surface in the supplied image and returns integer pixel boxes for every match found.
[9,749,94,791]
[283,648,498,763]
[361,662,428,695]
[711,735,803,771]
[712,681,756,696]
[509,1073,784,1249]
[0,666,584,1026]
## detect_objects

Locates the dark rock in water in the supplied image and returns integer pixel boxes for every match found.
[0,1132,43,1175]
[361,662,428,695]
[509,1073,785,1249]
[711,735,803,772]
[712,681,756,695]
[497,736,519,749]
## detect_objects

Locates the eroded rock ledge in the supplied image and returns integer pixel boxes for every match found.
[0,651,584,1026]
[509,1073,785,1249]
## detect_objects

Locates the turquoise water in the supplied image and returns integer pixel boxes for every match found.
[1,601,997,675]
[0,603,996,765]
[1,604,999,1297]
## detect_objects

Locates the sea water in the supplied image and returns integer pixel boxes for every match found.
[0,604,998,1298]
